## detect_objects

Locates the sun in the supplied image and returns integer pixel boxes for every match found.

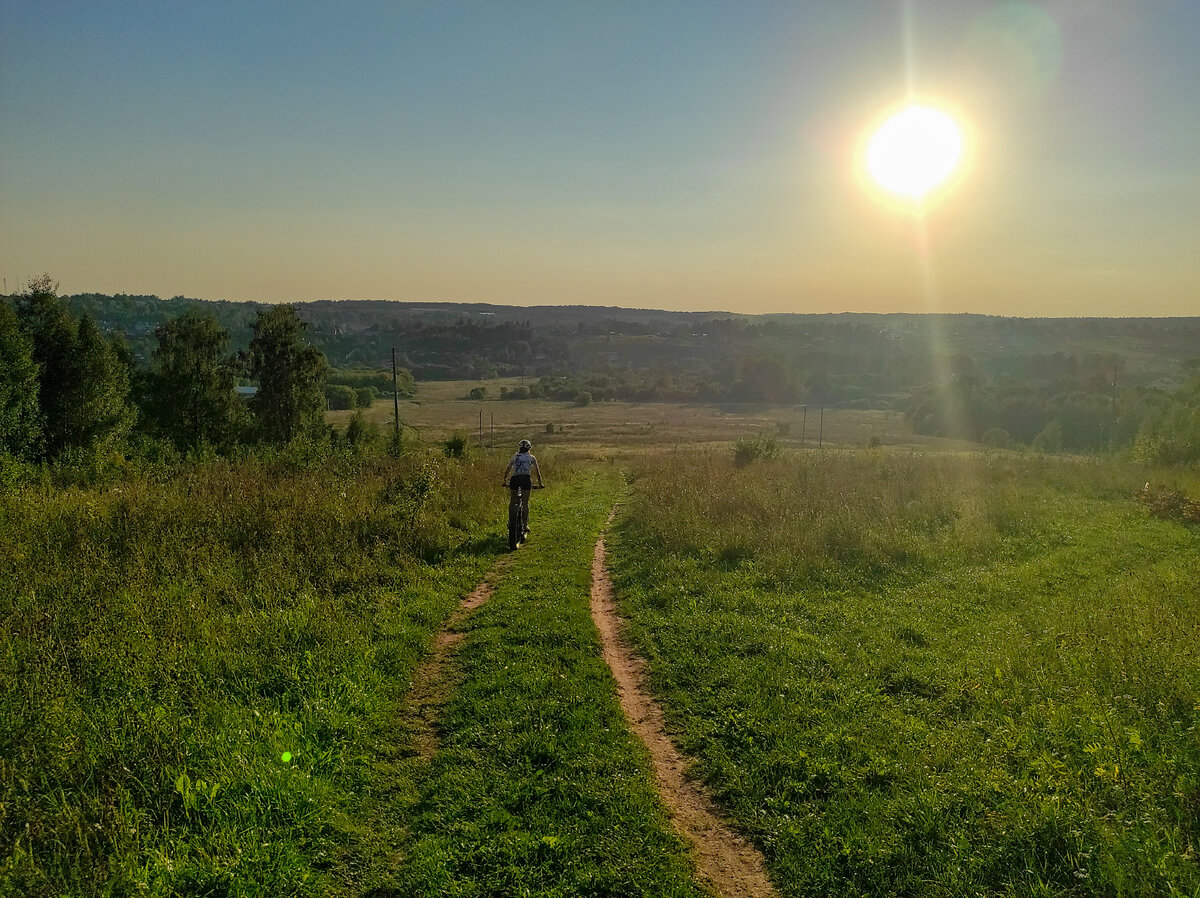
[865,105,964,200]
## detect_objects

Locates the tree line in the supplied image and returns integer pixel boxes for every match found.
[6,283,1198,466]
[0,276,367,472]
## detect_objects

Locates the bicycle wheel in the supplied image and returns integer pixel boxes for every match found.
[508,490,522,549]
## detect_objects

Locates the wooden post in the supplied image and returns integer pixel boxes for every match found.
[1109,363,1118,451]
[391,348,400,445]
[819,405,824,449]
[800,404,807,447]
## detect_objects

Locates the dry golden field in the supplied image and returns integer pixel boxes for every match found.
[328,377,970,457]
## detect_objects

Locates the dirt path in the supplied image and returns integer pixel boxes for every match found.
[590,521,779,898]
[406,558,510,758]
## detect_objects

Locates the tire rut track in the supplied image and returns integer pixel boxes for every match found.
[405,557,510,759]
[590,515,779,898]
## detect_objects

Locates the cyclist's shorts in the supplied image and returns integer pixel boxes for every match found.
[509,474,532,491]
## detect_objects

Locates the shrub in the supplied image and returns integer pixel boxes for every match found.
[355,386,378,408]
[467,387,487,401]
[346,409,380,453]
[573,391,593,407]
[443,432,470,458]
[1032,419,1063,453]
[1138,483,1200,523]
[545,422,555,434]
[733,435,781,465]
[982,427,1012,449]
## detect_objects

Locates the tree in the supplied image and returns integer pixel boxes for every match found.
[16,275,78,458]
[15,275,133,459]
[0,301,42,458]
[325,384,357,410]
[247,305,328,443]
[1032,419,1063,453]
[345,409,380,452]
[146,311,244,450]
[72,315,135,455]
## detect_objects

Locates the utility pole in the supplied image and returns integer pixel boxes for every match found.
[818,405,824,449]
[479,409,483,446]
[1109,363,1119,451]
[391,348,401,445]
[800,404,807,447]
[491,413,494,447]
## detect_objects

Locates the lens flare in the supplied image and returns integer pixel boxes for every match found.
[866,105,963,200]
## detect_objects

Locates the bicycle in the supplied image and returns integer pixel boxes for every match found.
[504,481,543,550]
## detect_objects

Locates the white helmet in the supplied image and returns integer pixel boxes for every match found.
[518,439,532,451]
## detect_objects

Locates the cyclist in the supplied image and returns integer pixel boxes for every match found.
[502,439,545,536]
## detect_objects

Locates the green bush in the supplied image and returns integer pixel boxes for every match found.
[733,434,781,465]
[442,432,470,458]
[325,384,357,410]
[345,409,380,453]
[982,427,1012,448]
[1032,419,1063,453]
[355,386,378,408]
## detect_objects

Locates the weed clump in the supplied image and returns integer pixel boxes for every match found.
[1139,482,1200,523]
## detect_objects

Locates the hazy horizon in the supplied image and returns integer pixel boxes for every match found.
[3,2,1198,317]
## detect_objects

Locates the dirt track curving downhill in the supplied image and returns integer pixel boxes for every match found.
[590,519,779,898]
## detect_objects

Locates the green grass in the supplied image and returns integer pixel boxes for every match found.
[0,452,502,896]
[8,435,1199,896]
[611,450,1200,897]
[372,466,709,897]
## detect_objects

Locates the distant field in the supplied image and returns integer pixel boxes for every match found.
[329,377,970,455]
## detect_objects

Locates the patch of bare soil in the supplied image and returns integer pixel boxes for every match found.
[406,558,510,759]
[590,522,779,898]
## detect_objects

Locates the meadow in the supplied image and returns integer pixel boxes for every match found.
[612,451,1200,896]
[0,448,505,895]
[2,390,1199,896]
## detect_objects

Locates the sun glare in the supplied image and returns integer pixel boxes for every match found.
[866,105,963,200]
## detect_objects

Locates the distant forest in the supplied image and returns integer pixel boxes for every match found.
[33,292,1200,462]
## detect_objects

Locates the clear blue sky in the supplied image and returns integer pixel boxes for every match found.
[2,1,1197,315]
